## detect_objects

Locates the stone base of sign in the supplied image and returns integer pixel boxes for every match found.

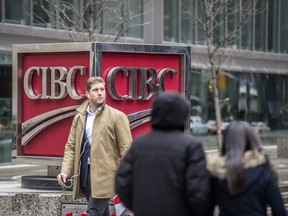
[277,139,288,158]
[0,191,87,216]
[0,191,133,216]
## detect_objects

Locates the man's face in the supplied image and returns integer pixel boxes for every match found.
[86,82,106,106]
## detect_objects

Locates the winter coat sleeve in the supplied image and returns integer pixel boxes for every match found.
[114,112,132,158]
[185,141,211,216]
[266,172,287,216]
[115,146,134,211]
[61,115,80,176]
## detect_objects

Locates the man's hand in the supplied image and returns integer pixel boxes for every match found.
[57,173,68,188]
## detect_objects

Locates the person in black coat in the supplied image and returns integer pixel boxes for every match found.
[207,120,287,216]
[115,92,210,216]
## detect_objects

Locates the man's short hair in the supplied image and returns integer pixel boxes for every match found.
[86,77,105,91]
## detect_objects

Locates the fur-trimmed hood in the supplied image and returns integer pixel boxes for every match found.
[206,150,286,215]
[206,150,267,179]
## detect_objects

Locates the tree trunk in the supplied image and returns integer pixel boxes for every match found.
[212,72,222,148]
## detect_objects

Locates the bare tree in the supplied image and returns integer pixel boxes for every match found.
[34,0,147,42]
[182,0,263,147]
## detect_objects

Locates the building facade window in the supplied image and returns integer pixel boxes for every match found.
[5,0,30,25]
[196,0,206,45]
[2,0,143,39]
[180,0,196,44]
[60,0,81,30]
[164,0,179,42]
[227,3,240,49]
[280,0,288,53]
[101,0,142,38]
[0,0,2,22]
[255,0,266,51]
[190,69,288,149]
[240,1,254,50]
[0,61,13,163]
[124,0,143,38]
[267,0,279,53]
[0,66,12,115]
[33,0,53,28]
[163,0,288,54]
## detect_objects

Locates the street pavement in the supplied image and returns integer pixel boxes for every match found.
[265,146,288,185]
[0,161,48,192]
[0,139,287,216]
[0,145,287,192]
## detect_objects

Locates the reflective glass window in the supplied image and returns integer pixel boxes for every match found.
[213,10,225,47]
[255,0,266,51]
[196,1,206,45]
[0,0,2,22]
[190,69,288,150]
[102,0,142,39]
[124,0,142,38]
[180,0,195,44]
[0,64,13,163]
[83,0,99,32]
[58,0,79,30]
[5,0,30,25]
[280,0,288,53]
[227,2,240,49]
[241,17,253,50]
[267,0,279,52]
[0,67,12,124]
[33,0,53,28]
[164,0,179,42]
[103,0,121,36]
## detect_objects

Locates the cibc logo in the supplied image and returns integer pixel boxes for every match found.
[24,66,87,100]
[23,66,177,100]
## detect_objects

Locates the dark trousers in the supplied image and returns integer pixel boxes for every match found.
[81,166,110,216]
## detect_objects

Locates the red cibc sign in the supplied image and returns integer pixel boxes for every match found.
[13,43,191,164]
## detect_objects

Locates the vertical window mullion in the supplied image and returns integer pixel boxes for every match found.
[252,0,255,51]
[122,0,125,37]
[56,0,59,29]
[224,1,227,47]
[1,0,5,23]
[79,0,83,30]
[2,0,4,22]
[30,0,33,26]
[192,0,195,43]
[239,0,242,49]
[195,0,198,42]
[278,0,281,53]
[265,0,268,52]
[210,0,213,45]
[178,1,181,42]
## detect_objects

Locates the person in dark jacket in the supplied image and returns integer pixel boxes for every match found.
[207,120,287,216]
[115,92,210,216]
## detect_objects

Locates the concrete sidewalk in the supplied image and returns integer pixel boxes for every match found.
[0,145,287,215]
[263,145,288,185]
[0,145,287,192]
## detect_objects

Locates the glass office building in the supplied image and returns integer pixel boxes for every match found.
[1,0,288,154]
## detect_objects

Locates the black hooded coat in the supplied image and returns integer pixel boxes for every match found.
[115,92,210,216]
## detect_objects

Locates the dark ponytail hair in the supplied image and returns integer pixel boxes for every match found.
[220,121,277,195]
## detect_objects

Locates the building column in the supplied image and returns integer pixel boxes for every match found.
[143,0,163,44]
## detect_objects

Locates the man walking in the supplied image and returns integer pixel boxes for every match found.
[57,77,132,216]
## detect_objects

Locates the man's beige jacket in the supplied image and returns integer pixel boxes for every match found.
[61,100,132,200]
